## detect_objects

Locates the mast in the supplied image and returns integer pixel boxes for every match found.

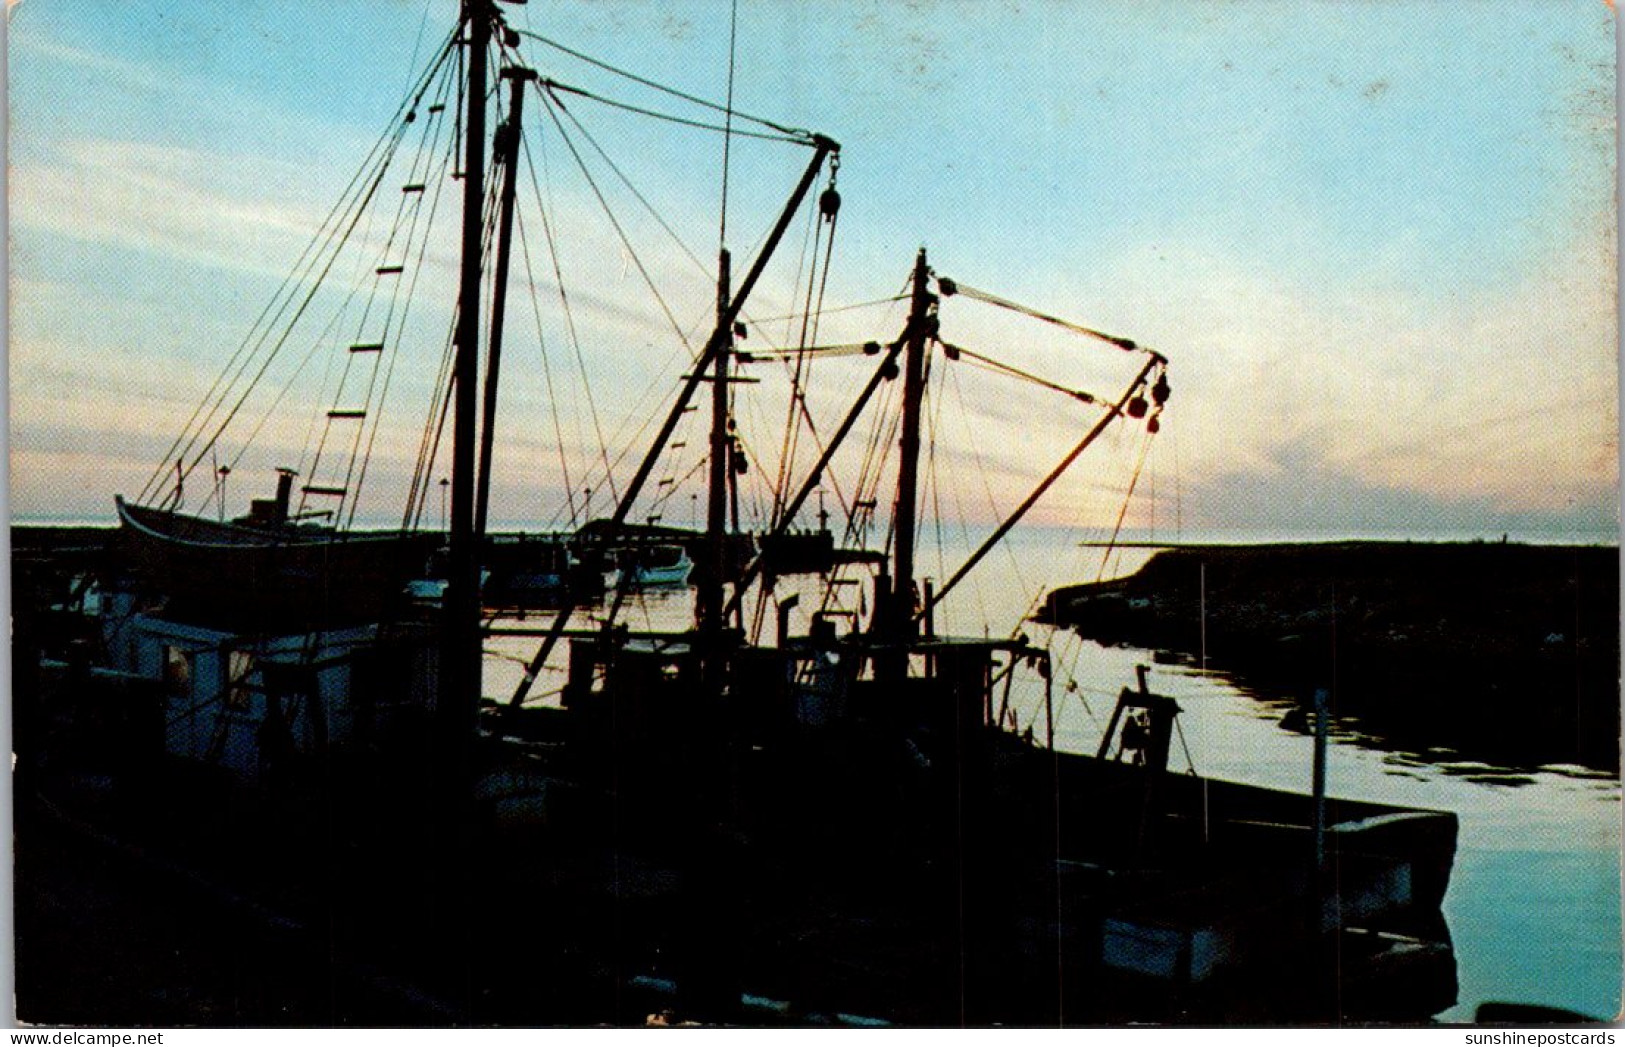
[475,66,535,541]
[441,0,490,753]
[888,248,933,646]
[700,250,732,637]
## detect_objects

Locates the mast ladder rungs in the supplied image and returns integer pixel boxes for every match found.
[376,265,404,275]
[327,409,367,419]
[682,373,761,384]
[349,342,385,353]
[402,183,426,194]
[302,485,348,497]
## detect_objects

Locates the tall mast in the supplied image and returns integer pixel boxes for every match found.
[700,250,732,637]
[441,0,490,752]
[475,65,535,540]
[889,247,932,644]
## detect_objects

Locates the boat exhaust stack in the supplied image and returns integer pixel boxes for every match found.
[272,468,296,526]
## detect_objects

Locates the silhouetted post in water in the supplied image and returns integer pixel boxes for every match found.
[1312,686,1329,873]
[1199,562,1207,671]
[1310,685,1335,1019]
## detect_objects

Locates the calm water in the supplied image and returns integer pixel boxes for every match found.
[479,535,1622,1022]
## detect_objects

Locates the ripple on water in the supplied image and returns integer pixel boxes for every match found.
[1437,761,1497,776]
[1462,774,1539,788]
[1537,763,1619,782]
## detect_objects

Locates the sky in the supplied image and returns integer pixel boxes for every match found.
[7,0,1619,543]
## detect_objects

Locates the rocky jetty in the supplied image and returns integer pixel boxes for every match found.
[1042,542,1619,773]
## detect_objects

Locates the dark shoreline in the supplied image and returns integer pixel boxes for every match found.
[1041,540,1621,774]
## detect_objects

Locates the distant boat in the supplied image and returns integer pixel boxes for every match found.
[617,543,693,588]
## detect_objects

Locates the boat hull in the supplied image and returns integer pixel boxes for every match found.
[116,497,438,628]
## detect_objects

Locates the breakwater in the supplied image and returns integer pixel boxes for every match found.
[1041,542,1619,772]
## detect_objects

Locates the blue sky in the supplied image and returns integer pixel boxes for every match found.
[8,0,1618,541]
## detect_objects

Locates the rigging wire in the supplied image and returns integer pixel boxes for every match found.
[517,114,622,510]
[748,296,909,327]
[140,28,460,504]
[944,342,1102,405]
[308,112,503,524]
[540,78,807,146]
[939,278,1149,354]
[180,139,413,508]
[536,87,697,360]
[513,27,817,142]
[349,86,461,530]
[545,87,713,280]
[511,200,579,528]
[774,162,841,530]
[767,192,824,527]
[1096,424,1157,583]
[148,40,460,508]
[945,353,1031,621]
[325,96,465,525]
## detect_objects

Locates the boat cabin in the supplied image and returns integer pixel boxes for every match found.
[98,599,439,788]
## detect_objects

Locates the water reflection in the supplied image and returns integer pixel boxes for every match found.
[1038,641,1621,1023]
[476,560,1621,1023]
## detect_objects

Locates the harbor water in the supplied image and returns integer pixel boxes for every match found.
[480,533,1622,1022]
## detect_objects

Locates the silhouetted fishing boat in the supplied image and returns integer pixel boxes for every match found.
[16,0,1459,1027]
[115,493,437,628]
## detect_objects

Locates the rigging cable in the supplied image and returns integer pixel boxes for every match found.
[750,296,909,327]
[513,27,816,142]
[140,28,459,503]
[944,342,1102,405]
[348,85,461,530]
[406,138,506,529]
[165,46,463,509]
[184,132,417,510]
[537,86,697,361]
[938,278,1145,354]
[775,157,842,529]
[325,91,462,524]
[945,351,1030,626]
[511,200,579,528]
[517,114,622,510]
[1096,423,1157,583]
[546,85,713,279]
[539,78,805,146]
[768,194,822,526]
[310,114,499,523]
